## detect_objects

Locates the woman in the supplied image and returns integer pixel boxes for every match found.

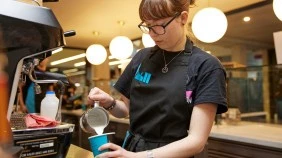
[88,0,228,157]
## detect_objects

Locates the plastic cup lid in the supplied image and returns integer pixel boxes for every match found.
[88,132,116,139]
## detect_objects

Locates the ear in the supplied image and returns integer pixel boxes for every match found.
[180,11,189,25]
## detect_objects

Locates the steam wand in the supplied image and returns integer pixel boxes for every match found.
[55,80,65,123]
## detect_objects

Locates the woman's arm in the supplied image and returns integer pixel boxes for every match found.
[107,95,130,118]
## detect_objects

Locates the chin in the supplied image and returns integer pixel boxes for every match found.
[158,44,169,50]
[156,41,165,47]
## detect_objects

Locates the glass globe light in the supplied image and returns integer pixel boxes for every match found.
[273,0,282,21]
[142,33,155,48]
[86,44,107,65]
[192,7,228,43]
[109,36,133,60]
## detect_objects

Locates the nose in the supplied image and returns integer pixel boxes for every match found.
[149,29,158,37]
[147,32,157,43]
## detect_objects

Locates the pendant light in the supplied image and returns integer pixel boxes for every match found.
[192,1,227,43]
[142,33,155,48]
[109,21,133,60]
[109,36,133,60]
[86,44,107,65]
[273,0,282,21]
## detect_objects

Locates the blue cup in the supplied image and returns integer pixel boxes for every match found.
[88,132,115,157]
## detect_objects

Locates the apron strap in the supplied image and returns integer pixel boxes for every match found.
[122,130,176,152]
[122,131,142,152]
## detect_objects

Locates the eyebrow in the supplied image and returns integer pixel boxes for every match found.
[144,18,169,27]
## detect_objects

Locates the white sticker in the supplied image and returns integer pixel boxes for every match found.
[40,142,54,148]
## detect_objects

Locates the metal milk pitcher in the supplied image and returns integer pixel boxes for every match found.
[79,101,109,134]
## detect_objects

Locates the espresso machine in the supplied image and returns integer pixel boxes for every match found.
[0,1,76,157]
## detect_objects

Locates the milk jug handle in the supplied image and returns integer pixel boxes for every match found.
[94,101,99,108]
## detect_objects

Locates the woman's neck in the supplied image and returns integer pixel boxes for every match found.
[166,36,186,52]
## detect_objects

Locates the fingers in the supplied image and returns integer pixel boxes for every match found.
[87,87,102,104]
[97,143,124,158]
[99,143,120,151]
[87,87,112,107]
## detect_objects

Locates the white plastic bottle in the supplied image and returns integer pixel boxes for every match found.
[40,91,59,120]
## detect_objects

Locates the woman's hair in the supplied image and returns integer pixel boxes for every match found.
[139,0,196,21]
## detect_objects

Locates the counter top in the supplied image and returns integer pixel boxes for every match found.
[210,122,282,149]
[66,144,94,158]
[61,109,282,149]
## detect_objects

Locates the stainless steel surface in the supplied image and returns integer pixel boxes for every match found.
[0,0,65,119]
[13,123,74,133]
[80,102,109,134]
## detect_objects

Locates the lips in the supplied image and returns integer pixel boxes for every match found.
[155,40,162,44]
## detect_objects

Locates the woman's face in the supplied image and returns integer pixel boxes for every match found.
[144,12,187,51]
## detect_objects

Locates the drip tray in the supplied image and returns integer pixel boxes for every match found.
[12,124,75,158]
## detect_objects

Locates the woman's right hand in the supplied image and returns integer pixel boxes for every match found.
[88,87,115,109]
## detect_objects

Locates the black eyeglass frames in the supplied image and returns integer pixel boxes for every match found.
[138,12,181,35]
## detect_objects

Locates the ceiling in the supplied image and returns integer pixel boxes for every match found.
[41,0,282,69]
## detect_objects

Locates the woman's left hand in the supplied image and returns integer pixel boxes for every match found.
[95,143,135,158]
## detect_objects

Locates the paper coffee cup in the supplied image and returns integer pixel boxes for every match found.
[88,132,115,157]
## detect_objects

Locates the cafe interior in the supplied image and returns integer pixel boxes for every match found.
[1,0,282,157]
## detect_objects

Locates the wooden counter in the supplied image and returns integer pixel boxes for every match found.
[66,144,94,158]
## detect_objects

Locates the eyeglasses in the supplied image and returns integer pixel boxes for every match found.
[138,12,181,35]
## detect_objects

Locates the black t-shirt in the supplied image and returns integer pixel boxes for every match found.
[114,45,227,114]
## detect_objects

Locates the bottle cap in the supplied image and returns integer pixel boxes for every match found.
[46,91,55,94]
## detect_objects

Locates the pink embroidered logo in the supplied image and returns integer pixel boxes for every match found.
[186,91,193,103]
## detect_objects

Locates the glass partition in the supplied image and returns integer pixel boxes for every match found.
[226,64,282,124]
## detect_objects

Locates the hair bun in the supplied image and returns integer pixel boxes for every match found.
[190,0,196,5]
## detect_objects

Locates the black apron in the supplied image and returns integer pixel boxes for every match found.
[124,40,194,153]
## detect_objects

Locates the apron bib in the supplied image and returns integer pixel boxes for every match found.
[124,40,194,152]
